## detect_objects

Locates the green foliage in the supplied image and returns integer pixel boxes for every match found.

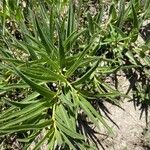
[0,0,149,149]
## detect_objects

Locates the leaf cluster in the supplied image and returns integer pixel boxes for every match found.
[0,0,150,149]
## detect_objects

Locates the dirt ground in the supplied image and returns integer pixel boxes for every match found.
[95,73,150,150]
[98,100,150,150]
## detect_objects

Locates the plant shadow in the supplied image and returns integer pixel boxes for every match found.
[77,112,107,150]
[122,68,150,125]
[140,22,150,41]
[77,100,120,150]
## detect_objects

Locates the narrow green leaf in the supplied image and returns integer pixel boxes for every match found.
[26,44,38,60]
[17,131,40,143]
[0,83,29,91]
[49,7,55,42]
[39,52,60,72]
[57,104,72,129]
[1,104,47,129]
[61,133,76,150]
[33,129,54,150]
[56,20,65,69]
[132,4,138,29]
[143,56,150,66]
[35,17,56,56]
[22,70,65,82]
[0,101,46,124]
[79,95,113,134]
[116,0,125,27]
[0,120,53,133]
[2,98,36,108]
[23,92,40,102]
[125,51,138,65]
[144,0,150,10]
[55,128,63,145]
[109,3,117,21]
[64,29,87,51]
[0,107,16,120]
[87,12,94,35]
[66,42,93,77]
[56,120,84,140]
[0,57,24,64]
[95,4,104,24]
[25,33,43,47]
[47,133,55,150]
[78,97,100,128]
[113,25,126,38]
[2,0,6,35]
[72,60,99,85]
[13,66,56,98]
[59,93,74,107]
[67,0,74,37]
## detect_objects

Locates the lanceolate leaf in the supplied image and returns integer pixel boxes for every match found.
[78,95,113,134]
[116,0,125,27]
[72,60,100,85]
[57,104,72,129]
[0,57,25,64]
[35,17,56,56]
[56,20,65,69]
[39,52,60,71]
[0,101,47,123]
[13,66,56,98]
[56,121,84,140]
[64,29,87,51]
[0,84,29,91]
[22,69,66,83]
[132,4,138,29]
[95,4,104,25]
[2,98,37,108]
[17,131,40,143]
[87,12,94,35]
[66,42,93,77]
[0,107,16,120]
[61,133,76,150]
[0,119,53,133]
[67,0,74,37]
[33,128,54,150]
[1,103,48,128]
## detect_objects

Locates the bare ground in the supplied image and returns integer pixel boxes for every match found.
[98,101,150,150]
[94,72,150,150]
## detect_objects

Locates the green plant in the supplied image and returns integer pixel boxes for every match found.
[0,0,150,149]
[0,1,114,149]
